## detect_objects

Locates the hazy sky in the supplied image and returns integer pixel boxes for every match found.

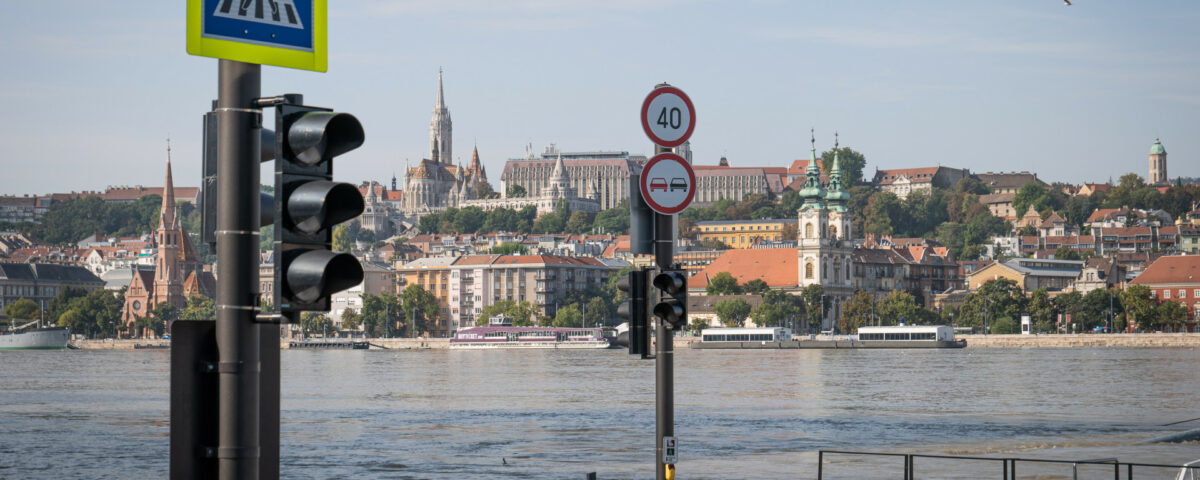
[1,1,1197,195]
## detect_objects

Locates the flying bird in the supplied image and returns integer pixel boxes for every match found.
[1064,0,1072,5]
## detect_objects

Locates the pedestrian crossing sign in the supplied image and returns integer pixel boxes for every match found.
[187,0,327,72]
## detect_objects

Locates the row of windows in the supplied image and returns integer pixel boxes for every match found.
[1159,289,1200,299]
[702,334,776,342]
[859,332,937,341]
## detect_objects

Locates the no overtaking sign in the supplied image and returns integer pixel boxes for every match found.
[639,153,695,215]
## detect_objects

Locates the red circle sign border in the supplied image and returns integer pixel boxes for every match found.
[639,153,696,215]
[640,86,696,148]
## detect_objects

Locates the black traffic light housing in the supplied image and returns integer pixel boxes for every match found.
[617,268,652,358]
[652,269,688,331]
[274,102,366,313]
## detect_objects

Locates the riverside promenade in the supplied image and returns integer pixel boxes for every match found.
[73,333,1200,350]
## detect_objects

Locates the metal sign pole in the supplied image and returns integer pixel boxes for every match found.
[653,144,674,480]
[216,59,263,480]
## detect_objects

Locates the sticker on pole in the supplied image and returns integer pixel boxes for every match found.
[187,0,328,72]
[662,436,678,464]
[639,153,695,215]
[641,85,695,148]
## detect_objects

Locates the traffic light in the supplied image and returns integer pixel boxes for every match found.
[274,102,365,313]
[652,269,688,331]
[617,268,651,358]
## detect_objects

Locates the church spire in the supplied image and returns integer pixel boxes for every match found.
[798,128,826,210]
[824,131,849,211]
[430,68,453,166]
[436,67,445,109]
[161,139,177,229]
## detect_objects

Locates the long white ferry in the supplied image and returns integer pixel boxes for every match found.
[450,316,615,350]
[692,325,965,349]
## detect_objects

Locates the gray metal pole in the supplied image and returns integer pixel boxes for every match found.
[653,145,674,480]
[216,59,262,479]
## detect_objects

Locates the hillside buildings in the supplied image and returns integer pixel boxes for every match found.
[0,263,104,320]
[871,166,970,199]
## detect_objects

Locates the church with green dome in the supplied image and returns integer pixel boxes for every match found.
[796,131,855,331]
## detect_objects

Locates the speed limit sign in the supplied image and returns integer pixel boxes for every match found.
[641,85,695,147]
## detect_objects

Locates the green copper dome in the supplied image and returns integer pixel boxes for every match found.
[1150,138,1166,155]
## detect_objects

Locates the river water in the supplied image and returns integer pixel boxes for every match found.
[1,347,1198,479]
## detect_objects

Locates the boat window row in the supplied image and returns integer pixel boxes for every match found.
[859,332,937,341]
[702,334,776,342]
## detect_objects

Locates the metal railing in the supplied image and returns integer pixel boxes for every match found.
[818,450,1200,480]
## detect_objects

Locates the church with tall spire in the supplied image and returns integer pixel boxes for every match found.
[400,69,490,216]
[122,143,213,337]
[797,131,855,331]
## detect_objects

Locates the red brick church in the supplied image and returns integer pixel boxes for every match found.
[122,152,213,337]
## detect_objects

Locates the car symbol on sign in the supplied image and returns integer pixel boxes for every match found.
[669,178,687,192]
[650,178,668,192]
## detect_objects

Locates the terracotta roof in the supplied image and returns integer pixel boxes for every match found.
[788,158,824,176]
[1130,255,1200,286]
[689,248,798,289]
[1086,208,1124,223]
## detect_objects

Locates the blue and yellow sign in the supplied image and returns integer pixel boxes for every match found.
[187,0,327,72]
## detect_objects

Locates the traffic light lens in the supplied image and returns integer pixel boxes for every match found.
[287,180,365,234]
[653,301,685,323]
[285,249,364,303]
[653,272,685,294]
[287,112,364,166]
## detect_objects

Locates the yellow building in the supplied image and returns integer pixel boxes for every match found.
[394,256,456,334]
[694,219,797,249]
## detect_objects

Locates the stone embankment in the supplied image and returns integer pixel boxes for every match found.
[961,333,1200,348]
[288,338,450,350]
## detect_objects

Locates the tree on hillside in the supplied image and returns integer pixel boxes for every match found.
[333,224,353,252]
[819,146,866,186]
[507,184,527,198]
[490,242,526,255]
[706,272,742,295]
[592,204,630,234]
[565,211,592,234]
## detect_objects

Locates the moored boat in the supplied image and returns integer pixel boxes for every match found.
[451,316,615,349]
[0,326,70,350]
[691,325,966,349]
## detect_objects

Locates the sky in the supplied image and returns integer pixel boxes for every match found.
[1,0,1198,195]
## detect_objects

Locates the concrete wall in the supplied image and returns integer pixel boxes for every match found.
[961,333,1200,348]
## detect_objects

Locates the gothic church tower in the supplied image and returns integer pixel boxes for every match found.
[430,67,452,166]
[154,148,185,309]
